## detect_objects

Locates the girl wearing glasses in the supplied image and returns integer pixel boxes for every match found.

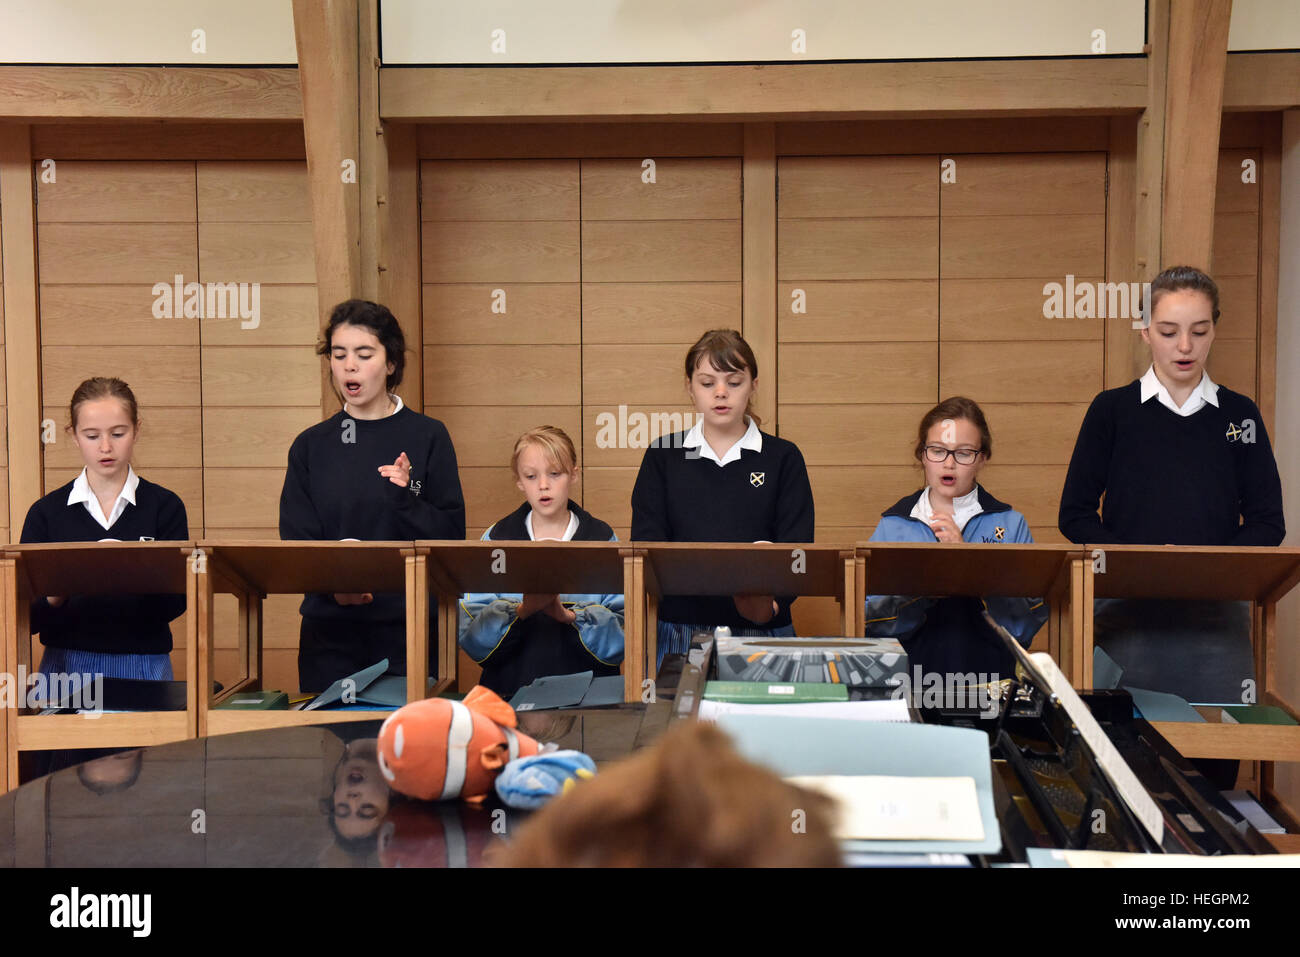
[864,397,1047,679]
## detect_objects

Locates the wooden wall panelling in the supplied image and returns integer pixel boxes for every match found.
[745,123,777,429]
[0,130,31,544]
[1221,53,1300,111]
[581,155,743,537]
[197,160,318,693]
[939,151,1106,552]
[1208,148,1262,401]
[35,161,203,529]
[0,126,42,535]
[30,124,306,162]
[778,152,937,551]
[381,60,1147,122]
[1105,116,1143,387]
[422,159,582,531]
[1256,118,1281,431]
[0,67,302,121]
[777,118,1112,156]
[418,124,744,160]
[381,124,423,411]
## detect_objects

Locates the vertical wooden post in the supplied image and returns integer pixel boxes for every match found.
[1161,0,1233,271]
[357,0,383,304]
[743,123,777,429]
[622,549,645,703]
[0,125,42,527]
[1132,1,1170,382]
[1079,555,1095,689]
[190,546,211,738]
[403,548,429,701]
[643,556,659,692]
[0,557,13,793]
[840,550,855,637]
[292,0,362,419]
[854,553,866,638]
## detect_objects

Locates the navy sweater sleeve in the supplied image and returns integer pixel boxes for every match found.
[1058,391,1122,544]
[630,444,670,541]
[1231,400,1285,546]
[279,433,326,540]
[774,442,815,543]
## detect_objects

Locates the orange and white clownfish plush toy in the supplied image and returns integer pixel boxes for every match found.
[376,685,541,803]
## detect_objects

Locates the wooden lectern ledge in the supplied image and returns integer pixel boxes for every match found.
[2,541,1299,801]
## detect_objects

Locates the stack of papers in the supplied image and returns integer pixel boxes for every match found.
[787,774,985,842]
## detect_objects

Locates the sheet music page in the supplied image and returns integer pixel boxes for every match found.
[786,775,985,841]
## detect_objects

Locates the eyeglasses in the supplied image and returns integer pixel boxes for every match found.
[923,446,982,465]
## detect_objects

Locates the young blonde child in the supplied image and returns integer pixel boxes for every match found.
[459,426,624,698]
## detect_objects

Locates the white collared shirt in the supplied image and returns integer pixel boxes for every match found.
[682,416,763,467]
[525,509,579,542]
[67,465,139,531]
[343,393,405,417]
[911,485,983,534]
[1139,365,1219,417]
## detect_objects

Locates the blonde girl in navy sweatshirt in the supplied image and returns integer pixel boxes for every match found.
[20,377,188,681]
[459,426,624,698]
[279,300,466,692]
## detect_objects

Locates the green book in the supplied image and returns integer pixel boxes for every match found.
[704,681,849,704]
[217,690,290,710]
[1220,705,1298,726]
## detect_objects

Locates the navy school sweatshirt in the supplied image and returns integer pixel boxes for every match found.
[279,406,466,621]
[630,428,816,630]
[20,476,189,654]
[1058,381,1284,546]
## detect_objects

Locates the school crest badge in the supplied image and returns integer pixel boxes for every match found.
[750,472,765,487]
[1226,422,1243,442]
[994,526,1006,541]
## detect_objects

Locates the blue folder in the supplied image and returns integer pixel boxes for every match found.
[713,715,1001,855]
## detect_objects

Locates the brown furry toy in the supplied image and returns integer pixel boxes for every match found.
[497,720,843,867]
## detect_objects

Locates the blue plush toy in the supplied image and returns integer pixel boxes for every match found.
[494,750,596,809]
